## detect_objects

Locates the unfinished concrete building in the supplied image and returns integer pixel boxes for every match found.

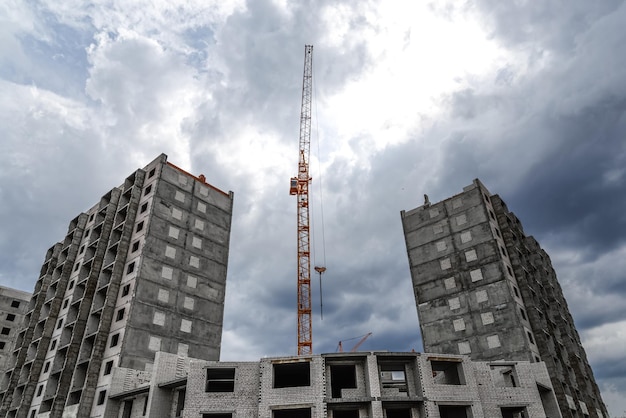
[0,287,31,376]
[400,179,608,418]
[109,350,560,418]
[0,154,234,418]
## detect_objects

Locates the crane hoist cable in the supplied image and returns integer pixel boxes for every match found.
[311,58,327,322]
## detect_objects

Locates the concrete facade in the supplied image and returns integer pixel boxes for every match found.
[400,179,608,418]
[0,155,234,418]
[110,351,561,418]
[0,287,31,376]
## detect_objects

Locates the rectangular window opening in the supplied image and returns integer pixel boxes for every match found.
[431,360,464,385]
[380,363,408,395]
[6,314,15,322]
[97,390,107,405]
[501,406,527,418]
[330,364,357,398]
[205,368,235,392]
[122,284,130,297]
[116,308,125,322]
[110,333,120,347]
[385,408,412,418]
[333,410,360,418]
[273,362,311,388]
[439,405,470,418]
[273,409,311,418]
[104,360,114,375]
[10,300,20,308]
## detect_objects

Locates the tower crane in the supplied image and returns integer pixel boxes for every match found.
[290,45,314,355]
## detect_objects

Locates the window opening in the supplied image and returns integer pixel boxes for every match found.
[110,333,120,347]
[490,365,518,387]
[116,308,125,322]
[330,364,357,398]
[10,300,20,308]
[380,363,408,394]
[97,390,107,405]
[122,284,130,297]
[273,362,311,388]
[104,360,113,375]
[136,221,144,232]
[333,410,359,418]
[175,389,186,417]
[273,409,311,418]
[501,407,527,418]
[121,400,133,418]
[205,368,235,392]
[439,405,470,418]
[131,241,140,252]
[1,327,10,335]
[144,185,152,196]
[140,202,148,214]
[148,168,156,178]
[6,314,15,322]
[127,262,135,274]
[431,360,464,385]
[385,408,412,418]
[43,361,50,373]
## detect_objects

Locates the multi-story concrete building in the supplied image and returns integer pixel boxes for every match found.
[0,154,234,418]
[400,179,608,418]
[109,350,561,418]
[0,287,31,375]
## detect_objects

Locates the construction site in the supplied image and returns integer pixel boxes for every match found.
[0,46,609,418]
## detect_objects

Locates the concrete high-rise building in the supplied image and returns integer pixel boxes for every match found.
[0,287,31,376]
[400,179,608,418]
[0,154,234,418]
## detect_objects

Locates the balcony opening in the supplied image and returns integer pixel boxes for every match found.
[273,362,310,388]
[330,364,357,398]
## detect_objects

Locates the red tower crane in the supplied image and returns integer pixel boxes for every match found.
[290,45,314,355]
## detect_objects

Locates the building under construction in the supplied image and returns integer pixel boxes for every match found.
[109,350,560,418]
[401,179,608,418]
[0,154,233,418]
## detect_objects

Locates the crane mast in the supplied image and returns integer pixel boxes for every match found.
[290,45,313,355]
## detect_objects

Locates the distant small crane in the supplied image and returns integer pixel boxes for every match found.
[337,332,373,353]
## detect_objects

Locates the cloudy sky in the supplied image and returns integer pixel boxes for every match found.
[1,0,625,415]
